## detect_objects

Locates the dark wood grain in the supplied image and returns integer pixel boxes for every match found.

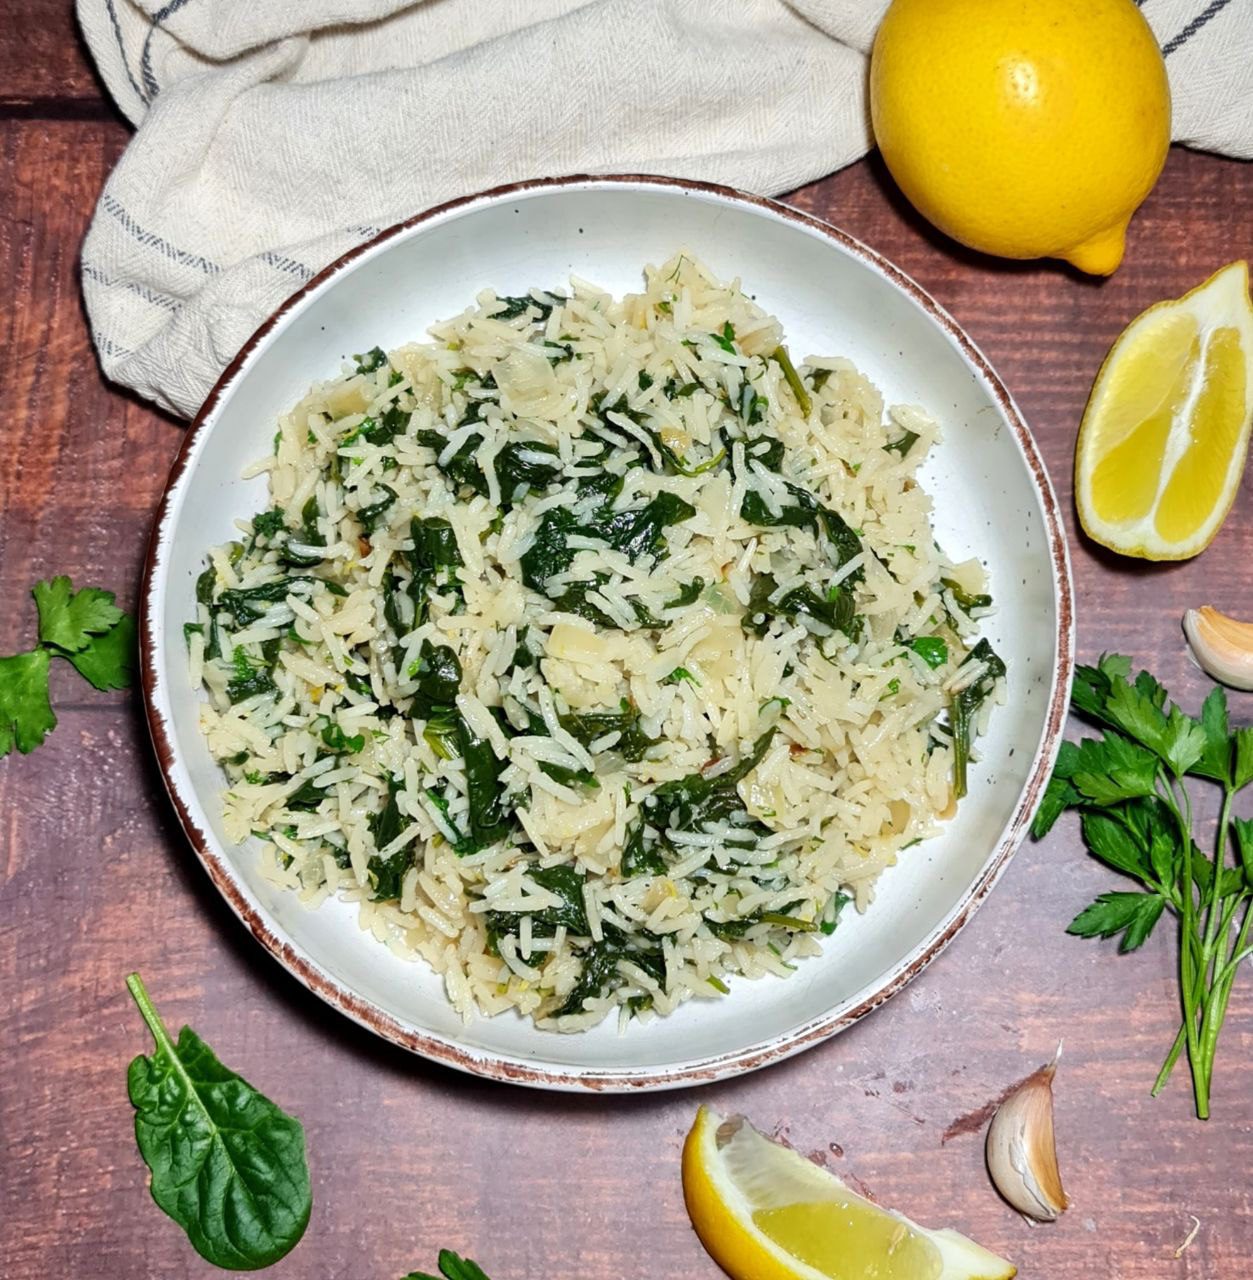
[0,1,109,110]
[2,27,1253,1278]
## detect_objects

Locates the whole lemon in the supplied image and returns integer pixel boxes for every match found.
[870,0,1171,274]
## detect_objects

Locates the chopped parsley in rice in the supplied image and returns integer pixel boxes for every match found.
[187,254,1003,1031]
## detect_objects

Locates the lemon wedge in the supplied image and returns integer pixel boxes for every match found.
[682,1106,1016,1280]
[1075,261,1253,559]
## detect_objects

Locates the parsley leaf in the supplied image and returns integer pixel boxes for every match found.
[1067,891,1166,952]
[1233,817,1253,886]
[1036,653,1253,1119]
[33,576,124,653]
[1069,731,1158,804]
[1081,811,1150,881]
[1233,727,1253,791]
[1030,739,1081,837]
[0,649,56,756]
[1191,686,1231,783]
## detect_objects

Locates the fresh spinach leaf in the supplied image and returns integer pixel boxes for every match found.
[125,973,311,1271]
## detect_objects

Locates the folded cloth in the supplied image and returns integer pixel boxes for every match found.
[78,0,1252,418]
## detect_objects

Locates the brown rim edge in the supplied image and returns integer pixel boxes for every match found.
[139,173,1075,1092]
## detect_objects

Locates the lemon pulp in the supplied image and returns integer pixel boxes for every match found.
[1088,313,1200,526]
[1155,327,1248,541]
[1075,260,1253,560]
[754,1201,942,1279]
[682,1107,1017,1280]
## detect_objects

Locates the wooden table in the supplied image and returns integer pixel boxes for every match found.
[2,9,1251,1277]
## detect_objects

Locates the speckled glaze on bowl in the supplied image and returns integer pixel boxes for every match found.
[140,176,1073,1092]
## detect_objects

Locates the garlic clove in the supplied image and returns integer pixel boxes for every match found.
[986,1047,1069,1224]
[1184,606,1253,691]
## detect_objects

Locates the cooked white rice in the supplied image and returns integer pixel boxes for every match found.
[189,253,1003,1031]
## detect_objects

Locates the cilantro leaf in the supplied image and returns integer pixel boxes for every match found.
[32,576,124,654]
[1067,891,1166,952]
[64,614,135,691]
[0,649,56,756]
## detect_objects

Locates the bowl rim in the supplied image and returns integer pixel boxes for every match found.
[139,172,1075,1092]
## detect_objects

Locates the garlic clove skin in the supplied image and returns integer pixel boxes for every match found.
[986,1052,1069,1224]
[1184,606,1253,691]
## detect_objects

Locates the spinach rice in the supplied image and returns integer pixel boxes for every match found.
[187,254,1003,1031]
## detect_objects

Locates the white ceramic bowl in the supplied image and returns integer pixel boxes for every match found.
[141,176,1073,1091]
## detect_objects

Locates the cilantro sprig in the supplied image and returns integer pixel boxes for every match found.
[1033,654,1253,1118]
[0,577,134,758]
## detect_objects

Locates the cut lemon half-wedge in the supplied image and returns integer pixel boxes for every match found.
[1075,260,1253,560]
[682,1107,1016,1280]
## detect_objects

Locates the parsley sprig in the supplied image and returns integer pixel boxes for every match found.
[0,577,134,758]
[1033,654,1253,1118]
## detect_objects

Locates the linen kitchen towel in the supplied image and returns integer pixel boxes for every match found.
[79,0,1253,417]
